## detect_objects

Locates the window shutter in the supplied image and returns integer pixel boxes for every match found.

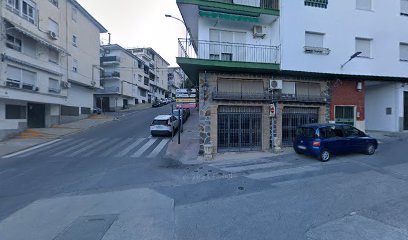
[400,43,408,61]
[402,0,408,15]
[356,0,372,10]
[242,80,263,94]
[282,81,296,95]
[48,18,59,35]
[217,79,241,93]
[49,78,59,89]
[22,69,36,85]
[7,65,21,81]
[305,32,324,48]
[356,38,371,57]
[296,82,309,96]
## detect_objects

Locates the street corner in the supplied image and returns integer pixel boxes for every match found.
[305,214,408,240]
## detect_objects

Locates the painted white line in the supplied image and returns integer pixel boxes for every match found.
[82,138,121,158]
[52,139,94,157]
[16,138,76,158]
[2,139,62,159]
[101,138,133,157]
[68,138,108,157]
[246,166,321,180]
[221,162,290,173]
[147,139,170,158]
[131,139,157,158]
[116,138,144,157]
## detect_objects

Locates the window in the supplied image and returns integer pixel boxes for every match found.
[209,29,246,61]
[21,0,35,24]
[335,106,355,125]
[48,49,59,64]
[356,38,372,58]
[48,18,59,36]
[61,106,79,116]
[5,105,26,119]
[400,43,408,61]
[49,0,58,7]
[305,0,328,8]
[386,107,392,115]
[72,7,77,21]
[22,69,36,90]
[356,0,372,10]
[355,38,372,58]
[72,35,77,47]
[296,82,321,96]
[23,36,36,57]
[282,81,296,95]
[6,34,22,52]
[5,65,36,90]
[138,75,142,82]
[48,78,60,93]
[402,0,408,15]
[72,59,78,72]
[304,32,329,54]
[7,0,20,12]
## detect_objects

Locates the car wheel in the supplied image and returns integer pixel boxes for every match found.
[319,149,330,162]
[294,148,303,154]
[366,144,376,155]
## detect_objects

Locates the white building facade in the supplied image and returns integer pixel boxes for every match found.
[0,0,106,140]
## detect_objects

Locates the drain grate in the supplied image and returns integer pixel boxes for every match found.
[53,214,118,240]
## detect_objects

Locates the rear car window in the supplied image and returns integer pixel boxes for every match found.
[152,120,168,125]
[296,127,316,138]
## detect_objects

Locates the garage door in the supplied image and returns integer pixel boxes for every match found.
[282,107,319,146]
[218,106,262,152]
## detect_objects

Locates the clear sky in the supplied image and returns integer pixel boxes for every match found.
[77,0,185,67]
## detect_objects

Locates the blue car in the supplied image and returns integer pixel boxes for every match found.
[293,123,378,162]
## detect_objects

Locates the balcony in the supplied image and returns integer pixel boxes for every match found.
[177,0,279,15]
[101,71,120,79]
[100,56,120,65]
[98,86,120,94]
[177,38,280,81]
[212,91,328,103]
[207,0,279,10]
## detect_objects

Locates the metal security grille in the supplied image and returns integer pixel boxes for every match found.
[335,106,354,125]
[218,106,262,151]
[282,107,319,146]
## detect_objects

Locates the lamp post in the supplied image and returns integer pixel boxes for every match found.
[165,14,188,89]
[341,52,362,69]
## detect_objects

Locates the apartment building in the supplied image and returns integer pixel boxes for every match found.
[128,47,170,102]
[97,44,145,111]
[0,0,106,140]
[176,0,408,156]
[168,67,184,97]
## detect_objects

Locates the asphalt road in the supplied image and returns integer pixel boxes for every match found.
[1,108,408,239]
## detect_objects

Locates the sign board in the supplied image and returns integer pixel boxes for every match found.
[176,98,196,103]
[270,103,276,118]
[176,103,197,109]
[176,88,197,94]
[176,93,197,98]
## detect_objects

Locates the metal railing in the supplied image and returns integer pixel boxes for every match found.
[207,0,279,10]
[212,91,328,103]
[101,71,120,78]
[99,86,120,93]
[179,38,280,64]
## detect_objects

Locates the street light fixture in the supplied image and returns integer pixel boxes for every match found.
[340,51,362,69]
[165,14,188,89]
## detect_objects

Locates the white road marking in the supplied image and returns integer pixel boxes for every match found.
[246,166,321,180]
[116,138,144,157]
[52,139,94,157]
[147,139,170,158]
[68,138,108,157]
[15,138,76,158]
[221,162,290,173]
[131,139,157,158]
[82,138,122,158]
[100,138,133,157]
[2,139,62,159]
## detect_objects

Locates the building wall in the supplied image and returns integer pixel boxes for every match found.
[280,0,408,78]
[330,80,365,131]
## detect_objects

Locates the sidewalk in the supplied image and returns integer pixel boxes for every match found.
[165,108,201,165]
[0,114,114,157]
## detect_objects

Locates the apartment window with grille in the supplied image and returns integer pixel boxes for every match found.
[305,32,330,55]
[305,0,328,8]
[356,38,372,58]
[356,0,372,11]
[5,65,36,90]
[72,59,78,72]
[5,104,27,119]
[72,35,78,47]
[402,0,408,16]
[400,43,408,61]
[6,34,22,52]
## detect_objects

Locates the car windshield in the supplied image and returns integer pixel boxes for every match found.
[152,120,168,125]
[296,127,316,138]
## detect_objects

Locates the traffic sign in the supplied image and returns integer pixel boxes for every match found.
[176,103,197,109]
[176,93,196,98]
[176,98,196,103]
[176,88,197,93]
[270,103,276,117]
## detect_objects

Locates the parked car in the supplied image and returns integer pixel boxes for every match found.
[160,99,167,105]
[152,100,161,108]
[92,107,102,114]
[150,115,179,136]
[293,123,378,162]
[173,109,187,123]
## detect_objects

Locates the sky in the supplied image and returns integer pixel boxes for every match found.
[77,0,185,67]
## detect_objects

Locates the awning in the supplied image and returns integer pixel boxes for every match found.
[13,26,69,54]
[199,10,259,23]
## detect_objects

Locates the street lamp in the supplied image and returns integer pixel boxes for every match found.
[340,52,362,69]
[165,14,188,89]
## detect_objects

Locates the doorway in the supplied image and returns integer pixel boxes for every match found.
[27,103,45,128]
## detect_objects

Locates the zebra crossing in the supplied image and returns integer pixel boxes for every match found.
[207,159,324,181]
[4,137,171,159]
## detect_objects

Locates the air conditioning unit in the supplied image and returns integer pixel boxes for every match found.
[253,25,266,38]
[48,31,58,40]
[269,80,283,90]
[61,81,71,89]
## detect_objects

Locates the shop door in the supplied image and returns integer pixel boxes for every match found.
[282,107,319,146]
[27,103,45,128]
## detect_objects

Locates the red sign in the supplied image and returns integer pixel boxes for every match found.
[176,103,197,109]
[270,103,276,117]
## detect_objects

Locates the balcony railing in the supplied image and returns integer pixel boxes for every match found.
[179,38,280,64]
[212,91,328,103]
[207,0,279,10]
[99,86,120,94]
[101,71,120,78]
[100,56,120,65]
